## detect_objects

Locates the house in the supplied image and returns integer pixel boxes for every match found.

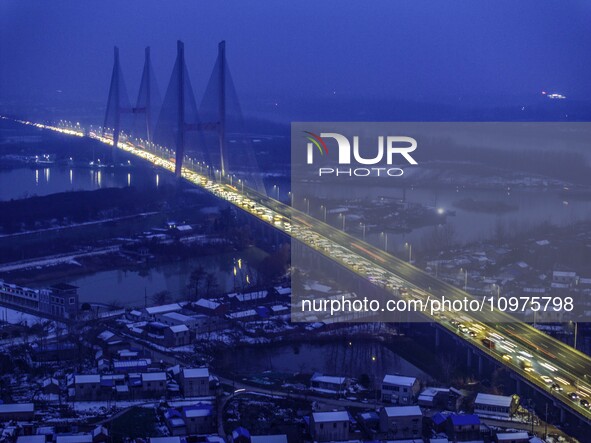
[474,393,517,418]
[73,375,102,401]
[382,374,420,404]
[496,432,529,443]
[91,426,109,443]
[165,408,187,436]
[418,387,449,408]
[194,298,226,315]
[310,411,350,442]
[141,372,167,397]
[42,377,61,395]
[230,427,251,443]
[183,404,214,434]
[552,270,577,286]
[0,403,34,421]
[156,311,198,329]
[143,303,183,319]
[379,405,422,440]
[181,367,210,397]
[446,414,480,442]
[164,324,191,347]
[310,373,348,395]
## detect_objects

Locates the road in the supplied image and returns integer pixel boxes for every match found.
[17,118,591,423]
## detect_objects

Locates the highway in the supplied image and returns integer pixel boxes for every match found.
[13,117,591,423]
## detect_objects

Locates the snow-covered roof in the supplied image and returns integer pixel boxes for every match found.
[382,405,422,418]
[16,436,46,443]
[496,432,529,441]
[145,303,182,315]
[97,330,115,341]
[141,372,167,382]
[149,438,181,443]
[312,411,349,422]
[383,374,417,386]
[553,270,577,278]
[176,225,193,231]
[183,367,209,378]
[274,286,292,296]
[183,405,212,418]
[229,290,267,302]
[271,305,289,312]
[311,374,346,385]
[169,324,189,333]
[0,403,34,413]
[195,298,220,310]
[74,375,100,384]
[162,311,193,322]
[227,309,257,319]
[474,393,513,408]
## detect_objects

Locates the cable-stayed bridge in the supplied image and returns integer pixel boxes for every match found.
[9,39,591,429]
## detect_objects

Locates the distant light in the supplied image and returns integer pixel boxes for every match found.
[437,208,445,215]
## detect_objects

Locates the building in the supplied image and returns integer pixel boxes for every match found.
[552,270,577,286]
[0,403,34,421]
[310,373,348,395]
[181,367,210,397]
[379,405,422,440]
[0,280,78,320]
[495,432,529,443]
[418,387,449,408]
[310,411,350,442]
[164,324,191,347]
[474,393,517,418]
[382,374,420,404]
[73,375,102,401]
[182,404,214,434]
[446,414,481,442]
[141,372,167,397]
[156,311,198,329]
[143,303,182,319]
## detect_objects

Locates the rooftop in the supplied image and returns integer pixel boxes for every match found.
[183,367,210,378]
[383,374,417,386]
[382,405,422,417]
[474,393,513,408]
[312,411,349,422]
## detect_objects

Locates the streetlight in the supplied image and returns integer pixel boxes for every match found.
[405,242,412,263]
[571,321,578,350]
[303,198,310,214]
[340,213,346,231]
[320,205,327,222]
[360,222,366,241]
[273,184,280,200]
[381,232,388,252]
[460,268,468,291]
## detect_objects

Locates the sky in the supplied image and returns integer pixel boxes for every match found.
[1,0,590,121]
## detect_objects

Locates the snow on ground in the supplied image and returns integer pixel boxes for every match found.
[0,306,46,327]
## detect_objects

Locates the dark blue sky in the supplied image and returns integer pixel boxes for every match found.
[1,0,590,120]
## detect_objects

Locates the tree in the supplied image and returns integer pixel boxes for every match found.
[152,290,172,306]
[204,273,219,297]
[189,265,206,301]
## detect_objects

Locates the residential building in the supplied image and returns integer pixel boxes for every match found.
[183,404,214,434]
[496,432,529,443]
[141,372,167,397]
[379,405,422,440]
[446,414,481,442]
[181,367,210,397]
[0,403,35,421]
[474,393,517,418]
[382,374,420,404]
[310,373,348,395]
[310,411,350,442]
